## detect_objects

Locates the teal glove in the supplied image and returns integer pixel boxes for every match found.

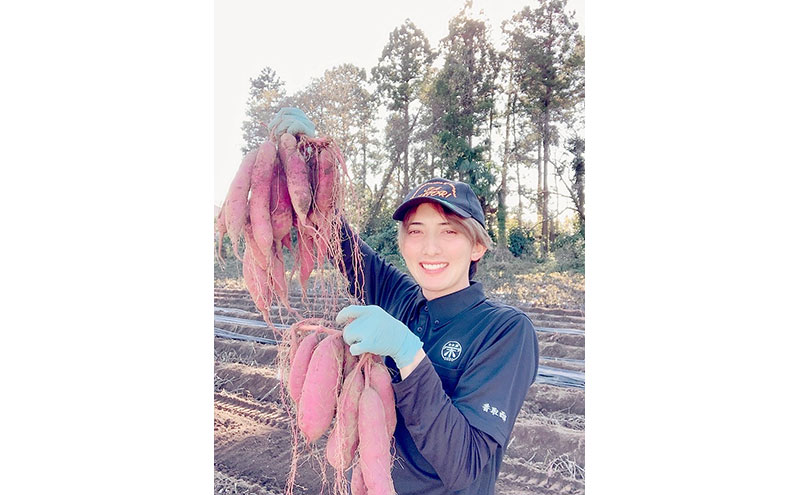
[268,107,316,137]
[336,305,423,369]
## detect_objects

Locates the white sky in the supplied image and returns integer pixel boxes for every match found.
[215,0,585,209]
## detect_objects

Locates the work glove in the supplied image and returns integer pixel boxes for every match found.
[268,107,316,137]
[336,305,423,369]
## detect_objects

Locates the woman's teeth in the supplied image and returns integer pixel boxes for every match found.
[422,263,447,270]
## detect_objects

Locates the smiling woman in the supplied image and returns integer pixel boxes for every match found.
[332,173,540,495]
[398,202,488,301]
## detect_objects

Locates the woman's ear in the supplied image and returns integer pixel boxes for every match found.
[471,243,487,262]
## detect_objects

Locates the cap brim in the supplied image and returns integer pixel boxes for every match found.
[392,197,471,222]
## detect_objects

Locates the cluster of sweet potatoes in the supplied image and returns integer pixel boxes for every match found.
[216,132,346,318]
[288,321,396,495]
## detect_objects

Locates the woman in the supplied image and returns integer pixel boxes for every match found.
[272,110,539,495]
[336,178,539,495]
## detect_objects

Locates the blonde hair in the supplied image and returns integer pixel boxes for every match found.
[397,201,492,279]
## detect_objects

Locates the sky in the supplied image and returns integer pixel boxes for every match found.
[215,0,585,210]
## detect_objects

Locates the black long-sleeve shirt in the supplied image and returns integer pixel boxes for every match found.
[339,222,538,494]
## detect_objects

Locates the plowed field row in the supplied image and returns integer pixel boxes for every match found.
[213,286,585,494]
[214,289,586,330]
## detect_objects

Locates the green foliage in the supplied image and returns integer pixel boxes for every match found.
[371,20,435,112]
[214,232,243,280]
[508,224,537,257]
[552,228,584,272]
[504,1,583,123]
[433,6,499,140]
[292,64,378,171]
[360,212,407,273]
[240,67,287,153]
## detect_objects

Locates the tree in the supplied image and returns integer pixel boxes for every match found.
[371,19,436,206]
[291,64,377,177]
[240,67,286,153]
[428,3,500,225]
[505,0,584,253]
[434,3,500,152]
[555,135,584,234]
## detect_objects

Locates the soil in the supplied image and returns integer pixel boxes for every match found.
[214,285,585,495]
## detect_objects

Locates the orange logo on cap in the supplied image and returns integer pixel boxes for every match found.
[412,182,457,200]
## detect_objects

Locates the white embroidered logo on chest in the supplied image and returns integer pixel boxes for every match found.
[441,341,462,362]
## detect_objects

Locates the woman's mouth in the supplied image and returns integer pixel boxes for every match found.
[421,262,448,272]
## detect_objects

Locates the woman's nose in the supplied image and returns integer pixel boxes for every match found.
[421,234,442,255]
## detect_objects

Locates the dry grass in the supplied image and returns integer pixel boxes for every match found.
[214,373,244,395]
[214,470,281,495]
[479,256,585,310]
[214,348,259,367]
[546,453,585,481]
[536,411,586,431]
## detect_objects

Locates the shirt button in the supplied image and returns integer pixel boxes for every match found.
[416,327,422,333]
[434,320,439,325]
[424,306,428,311]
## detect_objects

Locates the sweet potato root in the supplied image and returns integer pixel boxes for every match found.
[288,332,321,404]
[351,462,367,495]
[298,333,344,443]
[326,366,364,470]
[357,385,394,495]
[278,133,312,226]
[370,362,397,437]
[249,139,278,261]
[224,149,258,261]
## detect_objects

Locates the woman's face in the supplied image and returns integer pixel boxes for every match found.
[399,202,487,300]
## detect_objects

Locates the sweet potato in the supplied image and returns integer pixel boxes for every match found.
[308,146,339,266]
[350,462,367,495]
[343,345,358,377]
[357,385,394,495]
[326,366,364,470]
[270,245,289,307]
[288,332,320,404]
[296,219,316,291]
[269,162,293,249]
[278,133,312,226]
[298,333,344,443]
[215,201,227,263]
[224,149,258,261]
[370,362,397,436]
[248,140,277,261]
[312,147,337,217]
[244,224,268,270]
[242,244,271,314]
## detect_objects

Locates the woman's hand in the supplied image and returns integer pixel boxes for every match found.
[268,107,316,137]
[336,305,424,372]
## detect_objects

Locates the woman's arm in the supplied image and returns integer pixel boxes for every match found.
[392,315,538,491]
[337,219,419,313]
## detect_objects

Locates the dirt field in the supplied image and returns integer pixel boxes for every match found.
[214,285,585,495]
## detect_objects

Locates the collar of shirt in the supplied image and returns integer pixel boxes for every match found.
[420,281,486,328]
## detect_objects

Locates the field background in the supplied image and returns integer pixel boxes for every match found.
[214,246,586,494]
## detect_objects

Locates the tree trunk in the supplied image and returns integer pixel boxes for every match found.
[537,136,543,250]
[365,158,400,233]
[361,142,367,187]
[402,104,410,197]
[513,109,523,226]
[542,107,551,254]
[497,90,514,254]
[516,160,523,226]
[576,158,585,234]
[487,103,493,164]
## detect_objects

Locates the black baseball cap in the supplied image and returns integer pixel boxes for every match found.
[392,178,485,227]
